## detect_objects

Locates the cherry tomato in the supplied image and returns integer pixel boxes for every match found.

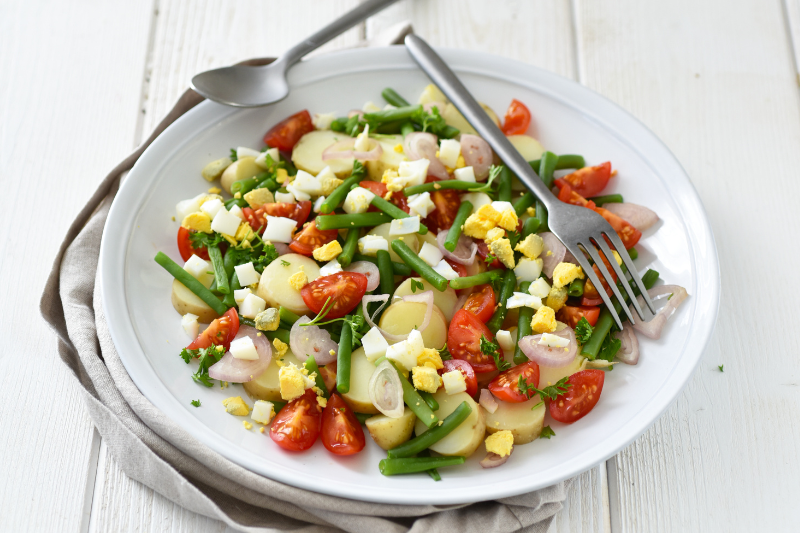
[549,369,605,423]
[186,308,239,352]
[581,296,605,307]
[476,241,503,269]
[262,201,313,227]
[501,99,532,135]
[269,389,322,451]
[320,393,366,455]
[300,271,368,319]
[439,359,477,397]
[423,176,460,233]
[595,207,642,249]
[177,226,209,261]
[488,361,540,403]
[557,305,601,328]
[462,284,496,323]
[447,309,497,373]
[359,180,410,213]
[582,249,619,303]
[555,179,597,209]
[561,162,612,198]
[319,362,337,393]
[289,218,338,256]
[263,110,314,152]
[445,258,468,278]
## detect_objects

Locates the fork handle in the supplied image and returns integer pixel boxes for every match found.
[404,35,556,210]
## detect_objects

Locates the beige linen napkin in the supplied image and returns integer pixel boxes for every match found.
[40,25,569,533]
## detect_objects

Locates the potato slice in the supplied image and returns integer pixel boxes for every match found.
[365,407,416,450]
[414,391,485,457]
[292,130,356,178]
[341,347,379,414]
[485,395,546,444]
[538,354,586,388]
[507,135,545,163]
[171,279,220,323]
[220,156,261,195]
[242,350,302,402]
[365,134,408,181]
[379,301,448,349]
[365,223,418,264]
[256,254,320,316]
[443,102,500,136]
[461,192,493,214]
[393,277,459,322]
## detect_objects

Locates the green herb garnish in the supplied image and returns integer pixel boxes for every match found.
[481,335,510,371]
[575,317,593,344]
[540,426,556,439]
[190,399,201,407]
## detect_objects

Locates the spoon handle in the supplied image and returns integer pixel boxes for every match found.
[280,0,401,67]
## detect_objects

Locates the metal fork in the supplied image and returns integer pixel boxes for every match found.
[404,35,656,330]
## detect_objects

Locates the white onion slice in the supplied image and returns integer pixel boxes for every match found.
[480,450,512,468]
[630,285,688,340]
[362,291,435,342]
[479,389,499,414]
[614,323,640,365]
[322,138,383,161]
[368,360,405,418]
[460,134,493,180]
[345,261,380,292]
[347,109,364,119]
[563,248,580,265]
[208,326,272,383]
[273,243,291,256]
[436,230,478,265]
[519,328,577,368]
[404,132,449,179]
[289,315,339,364]
[539,232,566,278]
[603,202,659,232]
[454,287,474,311]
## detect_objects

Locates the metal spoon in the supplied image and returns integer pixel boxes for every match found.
[191,0,399,107]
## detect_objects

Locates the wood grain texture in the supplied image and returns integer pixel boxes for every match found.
[0,0,154,531]
[575,1,800,530]
[785,0,800,79]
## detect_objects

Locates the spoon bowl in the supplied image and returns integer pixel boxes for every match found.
[192,60,290,108]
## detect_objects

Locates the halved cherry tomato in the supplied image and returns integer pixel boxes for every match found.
[445,258,468,278]
[177,226,209,261]
[561,162,612,198]
[476,241,503,269]
[263,110,314,152]
[557,305,601,328]
[423,176,460,233]
[581,295,604,307]
[447,309,496,373]
[549,369,605,423]
[262,201,313,227]
[555,179,597,209]
[581,248,620,304]
[439,359,477,397]
[186,308,239,352]
[359,180,410,213]
[488,361,540,403]
[300,271,368,319]
[462,284,496,323]
[269,389,322,451]
[501,99,532,136]
[289,218,338,256]
[319,362,337,393]
[321,393,366,455]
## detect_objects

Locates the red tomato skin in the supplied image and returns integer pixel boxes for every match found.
[549,369,605,424]
[177,227,209,261]
[262,201,313,228]
[581,296,605,307]
[186,308,240,351]
[423,176,460,233]
[445,258,468,278]
[447,309,497,373]
[320,393,366,455]
[557,306,601,328]
[462,284,496,323]
[501,99,532,135]
[270,390,323,451]
[263,110,314,152]
[288,219,338,256]
[439,359,478,397]
[487,362,540,403]
[476,241,503,269]
[300,272,369,319]
[359,181,410,213]
[561,162,612,198]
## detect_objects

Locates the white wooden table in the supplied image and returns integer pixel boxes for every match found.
[3,0,799,531]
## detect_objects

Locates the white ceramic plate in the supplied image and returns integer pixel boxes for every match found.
[101,46,719,505]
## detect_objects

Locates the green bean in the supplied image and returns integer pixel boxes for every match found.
[237,315,255,328]
[338,228,360,268]
[222,272,240,308]
[224,197,248,210]
[316,212,393,230]
[330,117,348,132]
[535,199,548,232]
[320,163,366,213]
[303,355,329,398]
[379,456,465,476]
[568,278,585,297]
[257,177,280,192]
[376,250,395,296]
[447,270,502,290]
[627,247,639,261]
[387,401,472,458]
[589,193,623,206]
[363,104,422,124]
[230,175,258,195]
[281,156,297,177]
[539,151,558,189]
[382,88,410,107]
[371,196,429,234]
[498,166,513,202]
[265,328,291,345]
[403,180,485,196]
[351,253,412,276]
[444,201,473,252]
[486,269,517,332]
[279,306,301,325]
[418,391,439,412]
[513,152,571,217]
[528,154,586,171]
[513,281,534,365]
[272,400,287,412]
[207,245,230,295]
[355,412,373,424]
[336,323,352,394]
[439,125,460,139]
[154,252,228,315]
[513,192,536,216]
[400,121,415,137]
[391,240,448,292]
[521,216,540,238]
[385,360,439,428]
[375,120,405,135]
[417,449,442,481]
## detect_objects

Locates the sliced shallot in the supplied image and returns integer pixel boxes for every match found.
[519,327,577,368]
[273,243,291,256]
[368,360,405,418]
[479,389,499,414]
[460,134,493,180]
[290,315,339,364]
[480,450,512,468]
[630,284,688,340]
[604,203,659,232]
[362,291,434,342]
[208,326,272,383]
[539,232,567,278]
[322,138,382,161]
[345,261,380,292]
[614,323,640,365]
[436,230,478,265]
[404,132,449,180]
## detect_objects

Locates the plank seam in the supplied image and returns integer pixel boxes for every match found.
[606,455,622,533]
[134,0,162,147]
[780,0,800,91]
[569,0,584,83]
[79,428,102,533]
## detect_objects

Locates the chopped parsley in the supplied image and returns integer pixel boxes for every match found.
[180,346,226,387]
[718,364,724,372]
[409,105,454,138]
[190,399,201,407]
[540,426,556,439]
[518,376,571,403]
[410,279,425,293]
[280,259,290,267]
[229,148,238,162]
[481,335,510,371]
[575,317,593,344]
[485,253,498,264]
[188,231,225,250]
[438,343,452,361]
[597,335,622,362]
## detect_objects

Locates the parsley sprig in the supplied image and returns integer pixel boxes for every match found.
[438,343,452,361]
[519,376,572,409]
[180,345,226,387]
[575,317,593,344]
[481,335,510,371]
[410,279,425,293]
[190,399,201,407]
[189,231,225,251]
[540,426,556,439]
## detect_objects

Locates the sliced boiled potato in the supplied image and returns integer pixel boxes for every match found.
[414,391,486,457]
[393,278,459,322]
[461,192,492,214]
[242,349,302,402]
[365,223,418,263]
[365,134,408,181]
[292,130,356,178]
[220,156,261,195]
[417,229,438,250]
[418,84,447,105]
[538,355,586,388]
[443,102,500,136]
[171,279,220,323]
[256,253,320,316]
[341,347,379,414]
[508,135,545,163]
[365,407,416,450]
[379,302,448,349]
[485,395,546,444]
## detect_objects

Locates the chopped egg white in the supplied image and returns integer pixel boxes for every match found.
[234,262,261,286]
[454,166,476,182]
[255,147,280,167]
[275,191,296,204]
[389,216,421,235]
[262,216,297,243]
[432,258,459,281]
[362,326,390,363]
[211,207,242,236]
[496,330,514,352]
[354,124,371,152]
[183,255,214,288]
[418,242,444,267]
[240,293,266,319]
[529,277,552,298]
[319,258,343,277]
[228,204,244,220]
[176,193,206,220]
[237,146,261,160]
[538,332,570,348]
[398,159,430,187]
[343,186,375,214]
[407,192,436,218]
[291,170,323,196]
[438,139,461,168]
[181,313,199,339]
[358,235,389,255]
[312,112,336,130]
[286,184,311,202]
[514,257,544,282]
[251,400,276,425]
[442,370,467,395]
[233,288,252,306]
[230,336,259,360]
[200,198,224,218]
[506,292,543,310]
[313,196,326,213]
[386,329,425,372]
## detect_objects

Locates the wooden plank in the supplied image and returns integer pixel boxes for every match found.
[0,1,154,532]
[575,1,800,531]
[784,0,800,81]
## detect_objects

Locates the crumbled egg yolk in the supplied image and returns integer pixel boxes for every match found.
[288,268,309,291]
[485,430,514,457]
[531,305,557,334]
[496,207,519,231]
[207,186,222,194]
[273,338,289,358]
[243,420,253,430]
[526,206,536,217]
[275,168,290,184]
[489,238,515,269]
[244,188,274,209]
[317,396,327,408]
[319,175,343,196]
[484,227,505,244]
[381,169,403,192]
[181,212,212,233]
[222,396,251,416]
[546,286,569,312]
[412,366,442,393]
[417,347,444,370]
[254,307,280,331]
[393,143,404,153]
[278,363,313,401]
[552,262,584,289]
[515,233,544,259]
[312,240,342,262]
[235,222,255,243]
